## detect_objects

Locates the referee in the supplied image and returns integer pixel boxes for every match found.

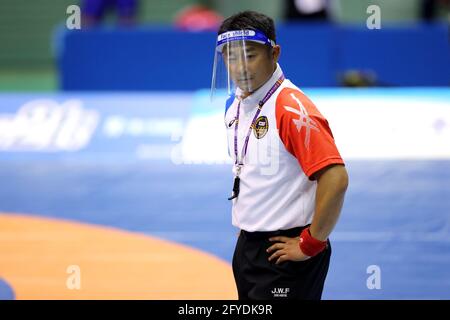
[211,11,349,300]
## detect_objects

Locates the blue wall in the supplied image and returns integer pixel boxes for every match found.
[57,23,450,90]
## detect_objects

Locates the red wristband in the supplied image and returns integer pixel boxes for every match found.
[299,227,327,257]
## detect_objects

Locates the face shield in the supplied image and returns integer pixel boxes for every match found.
[210,29,275,101]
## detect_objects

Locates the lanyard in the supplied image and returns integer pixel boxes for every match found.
[233,74,285,173]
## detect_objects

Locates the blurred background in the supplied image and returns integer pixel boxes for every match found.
[0,0,449,300]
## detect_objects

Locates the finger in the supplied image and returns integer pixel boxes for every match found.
[268,251,281,261]
[268,236,290,243]
[268,250,284,262]
[266,243,284,253]
[276,255,288,265]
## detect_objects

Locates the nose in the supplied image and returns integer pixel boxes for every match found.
[229,53,247,75]
[236,63,247,77]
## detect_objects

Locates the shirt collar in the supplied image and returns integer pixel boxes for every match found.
[236,63,283,110]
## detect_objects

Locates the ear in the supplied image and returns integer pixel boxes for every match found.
[272,45,281,63]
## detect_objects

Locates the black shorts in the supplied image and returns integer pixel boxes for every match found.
[232,225,331,300]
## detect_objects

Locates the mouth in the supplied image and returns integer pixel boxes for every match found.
[237,77,253,82]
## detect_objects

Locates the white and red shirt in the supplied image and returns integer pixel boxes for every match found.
[225,64,344,232]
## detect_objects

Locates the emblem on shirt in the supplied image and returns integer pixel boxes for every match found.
[253,116,269,139]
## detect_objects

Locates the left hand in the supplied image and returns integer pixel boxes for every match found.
[267,236,311,264]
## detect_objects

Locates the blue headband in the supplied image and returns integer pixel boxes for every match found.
[216,29,275,52]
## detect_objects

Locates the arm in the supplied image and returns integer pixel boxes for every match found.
[309,164,349,241]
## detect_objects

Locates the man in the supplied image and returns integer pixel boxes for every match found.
[211,11,348,300]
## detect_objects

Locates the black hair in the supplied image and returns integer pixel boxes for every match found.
[218,11,276,43]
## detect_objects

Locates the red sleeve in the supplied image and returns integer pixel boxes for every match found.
[276,87,344,179]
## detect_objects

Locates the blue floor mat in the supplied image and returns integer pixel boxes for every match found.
[0,160,449,299]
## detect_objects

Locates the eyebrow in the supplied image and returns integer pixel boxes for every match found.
[225,46,257,55]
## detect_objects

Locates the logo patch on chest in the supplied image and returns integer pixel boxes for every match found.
[253,116,269,139]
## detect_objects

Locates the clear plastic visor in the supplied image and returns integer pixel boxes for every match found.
[211,38,254,101]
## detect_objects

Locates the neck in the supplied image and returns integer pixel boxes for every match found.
[240,91,252,99]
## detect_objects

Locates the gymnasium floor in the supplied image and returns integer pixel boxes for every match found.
[0,89,449,300]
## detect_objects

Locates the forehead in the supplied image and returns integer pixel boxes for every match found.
[222,41,266,55]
